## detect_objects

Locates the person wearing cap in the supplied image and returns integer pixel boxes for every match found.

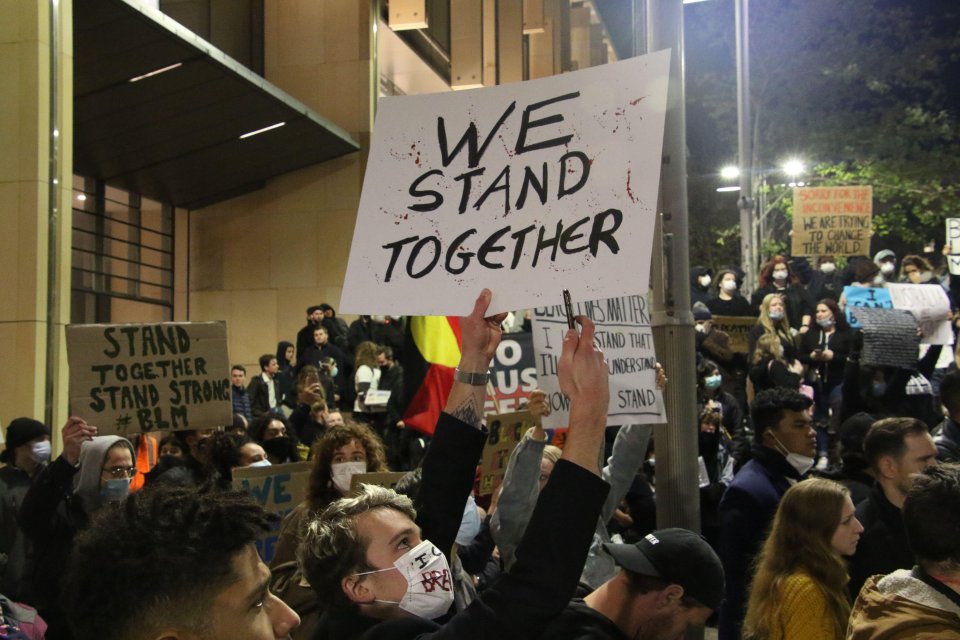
[0,418,51,601]
[693,302,735,373]
[874,249,897,279]
[538,528,724,640]
[296,304,325,361]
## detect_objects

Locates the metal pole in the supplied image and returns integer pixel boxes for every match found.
[45,0,63,428]
[645,0,700,533]
[735,0,755,291]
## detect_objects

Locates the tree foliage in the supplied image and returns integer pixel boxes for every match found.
[684,0,960,265]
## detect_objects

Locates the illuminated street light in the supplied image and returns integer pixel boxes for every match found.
[721,166,740,179]
[782,159,805,177]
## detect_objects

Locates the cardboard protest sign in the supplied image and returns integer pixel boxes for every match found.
[853,308,920,369]
[710,316,756,354]
[478,411,534,496]
[791,186,872,257]
[532,294,665,428]
[350,471,409,495]
[843,286,893,329]
[485,332,538,414]
[886,283,953,346]
[947,219,960,275]
[233,461,311,563]
[66,322,231,435]
[340,51,671,316]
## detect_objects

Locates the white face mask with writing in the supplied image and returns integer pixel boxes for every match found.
[331,461,367,494]
[354,540,455,620]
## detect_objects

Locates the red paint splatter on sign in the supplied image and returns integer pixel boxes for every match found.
[626,169,637,203]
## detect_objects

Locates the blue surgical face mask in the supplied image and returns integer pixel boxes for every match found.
[817,318,834,329]
[330,366,339,378]
[704,374,722,390]
[31,440,52,464]
[101,477,131,502]
[768,310,784,321]
[872,381,887,396]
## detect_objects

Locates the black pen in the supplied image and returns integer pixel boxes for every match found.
[563,289,576,330]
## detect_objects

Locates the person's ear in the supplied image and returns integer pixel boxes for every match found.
[656,584,685,609]
[877,455,898,480]
[342,574,374,604]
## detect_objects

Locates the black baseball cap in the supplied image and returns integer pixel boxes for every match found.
[602,528,725,609]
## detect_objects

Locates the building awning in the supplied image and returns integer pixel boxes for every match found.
[73,0,360,210]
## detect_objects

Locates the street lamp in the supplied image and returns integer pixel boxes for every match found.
[782,159,805,177]
[721,165,740,180]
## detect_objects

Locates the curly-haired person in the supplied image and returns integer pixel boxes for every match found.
[60,485,299,640]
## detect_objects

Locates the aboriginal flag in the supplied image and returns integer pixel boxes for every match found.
[401,316,462,436]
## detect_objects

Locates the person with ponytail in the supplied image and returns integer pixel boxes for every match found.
[742,478,864,639]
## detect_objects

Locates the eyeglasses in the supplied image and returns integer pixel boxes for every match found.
[102,466,137,479]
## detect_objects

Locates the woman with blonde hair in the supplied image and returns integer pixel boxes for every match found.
[749,334,803,393]
[743,478,864,640]
[748,293,798,363]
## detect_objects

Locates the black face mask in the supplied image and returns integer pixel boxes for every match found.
[379,365,390,374]
[262,437,292,461]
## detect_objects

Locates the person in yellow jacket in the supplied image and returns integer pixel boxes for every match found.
[743,478,864,639]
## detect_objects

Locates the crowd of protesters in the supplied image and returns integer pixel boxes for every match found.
[2,254,960,639]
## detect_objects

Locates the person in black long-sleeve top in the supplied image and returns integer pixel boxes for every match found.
[298,289,611,640]
[749,334,803,394]
[798,299,855,460]
[705,269,756,318]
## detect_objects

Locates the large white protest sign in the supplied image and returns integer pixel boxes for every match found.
[885,283,954,346]
[532,294,665,428]
[947,219,960,275]
[340,51,670,316]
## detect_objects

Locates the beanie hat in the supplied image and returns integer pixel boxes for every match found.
[1,418,50,463]
[693,302,712,321]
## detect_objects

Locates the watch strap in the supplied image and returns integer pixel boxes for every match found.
[453,367,490,386]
